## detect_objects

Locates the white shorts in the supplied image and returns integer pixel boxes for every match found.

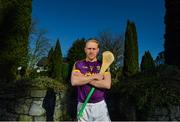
[77,100,111,122]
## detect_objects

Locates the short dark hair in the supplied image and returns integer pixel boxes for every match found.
[86,38,100,48]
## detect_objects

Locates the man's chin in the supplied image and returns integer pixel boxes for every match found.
[88,57,96,61]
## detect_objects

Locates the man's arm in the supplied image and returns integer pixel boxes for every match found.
[89,72,111,89]
[71,64,103,86]
[71,70,94,86]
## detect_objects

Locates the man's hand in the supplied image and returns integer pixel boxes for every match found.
[92,73,104,81]
[89,73,103,87]
[89,73,111,89]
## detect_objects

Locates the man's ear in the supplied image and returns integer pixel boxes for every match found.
[97,48,99,53]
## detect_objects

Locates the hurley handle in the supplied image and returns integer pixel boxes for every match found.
[77,87,95,119]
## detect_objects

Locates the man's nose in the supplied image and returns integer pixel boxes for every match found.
[90,49,95,52]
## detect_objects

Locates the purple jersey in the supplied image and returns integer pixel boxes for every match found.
[74,59,106,103]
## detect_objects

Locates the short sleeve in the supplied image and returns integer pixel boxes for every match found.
[72,61,80,72]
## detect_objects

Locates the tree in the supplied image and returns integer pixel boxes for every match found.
[123,20,139,77]
[47,47,54,77]
[155,51,165,66]
[0,0,32,82]
[98,31,124,80]
[28,30,50,70]
[26,19,51,77]
[164,0,180,68]
[140,51,155,72]
[61,62,69,81]
[51,39,63,81]
[67,38,86,68]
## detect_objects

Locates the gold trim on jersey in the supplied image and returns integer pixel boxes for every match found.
[73,69,80,72]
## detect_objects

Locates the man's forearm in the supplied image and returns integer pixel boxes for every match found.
[89,73,111,89]
[71,73,95,86]
[89,79,111,89]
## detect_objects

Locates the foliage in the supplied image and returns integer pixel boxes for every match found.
[32,76,66,92]
[67,38,86,68]
[52,39,63,81]
[155,51,165,66]
[47,47,54,77]
[2,76,66,97]
[61,62,69,81]
[164,0,180,68]
[123,20,139,77]
[0,0,32,82]
[140,51,155,72]
[113,64,180,120]
[46,39,63,81]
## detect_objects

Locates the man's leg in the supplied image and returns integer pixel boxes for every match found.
[77,102,93,122]
[93,100,111,121]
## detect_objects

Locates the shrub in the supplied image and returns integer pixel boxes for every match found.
[32,76,66,92]
[109,64,180,120]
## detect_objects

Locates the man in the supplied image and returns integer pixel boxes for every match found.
[71,38,111,121]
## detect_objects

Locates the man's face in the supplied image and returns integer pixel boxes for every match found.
[85,41,99,61]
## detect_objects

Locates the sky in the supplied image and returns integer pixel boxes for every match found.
[32,0,165,60]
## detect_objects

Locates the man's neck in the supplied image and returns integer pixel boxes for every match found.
[86,58,97,62]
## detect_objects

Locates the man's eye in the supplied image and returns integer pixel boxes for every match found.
[87,48,96,50]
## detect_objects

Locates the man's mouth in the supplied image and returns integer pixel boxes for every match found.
[89,54,94,56]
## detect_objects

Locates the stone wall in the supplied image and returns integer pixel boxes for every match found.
[148,106,180,121]
[0,88,64,121]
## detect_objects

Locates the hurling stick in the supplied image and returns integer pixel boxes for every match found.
[77,51,114,119]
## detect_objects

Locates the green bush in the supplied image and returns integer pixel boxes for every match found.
[61,63,69,81]
[32,76,66,92]
[109,64,180,120]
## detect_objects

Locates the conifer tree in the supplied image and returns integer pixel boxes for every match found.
[67,38,86,68]
[141,51,155,72]
[52,39,63,81]
[47,47,54,77]
[123,20,139,77]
